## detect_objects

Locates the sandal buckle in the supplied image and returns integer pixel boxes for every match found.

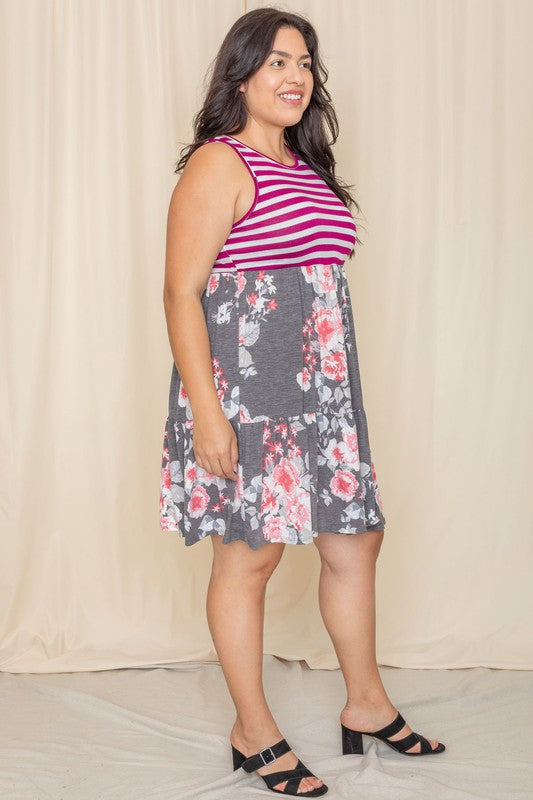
[259,746,276,765]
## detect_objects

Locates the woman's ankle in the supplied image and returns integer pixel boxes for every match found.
[231,715,282,745]
[342,688,392,711]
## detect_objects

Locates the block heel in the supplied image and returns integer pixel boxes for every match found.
[341,723,364,755]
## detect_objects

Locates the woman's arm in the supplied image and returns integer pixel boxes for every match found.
[163,142,242,479]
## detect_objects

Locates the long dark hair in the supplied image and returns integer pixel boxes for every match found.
[174,7,363,253]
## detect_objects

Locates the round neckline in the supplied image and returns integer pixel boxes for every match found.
[224,134,299,169]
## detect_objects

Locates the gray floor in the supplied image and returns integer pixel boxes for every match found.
[1,654,532,799]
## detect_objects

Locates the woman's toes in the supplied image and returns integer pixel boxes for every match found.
[408,735,441,753]
[274,777,319,793]
[300,776,323,793]
[301,776,323,792]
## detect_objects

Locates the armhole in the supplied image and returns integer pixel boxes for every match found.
[200,139,260,230]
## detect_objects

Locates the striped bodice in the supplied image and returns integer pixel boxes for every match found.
[198,134,357,271]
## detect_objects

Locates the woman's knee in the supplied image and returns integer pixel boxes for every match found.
[313,529,384,570]
[210,534,284,580]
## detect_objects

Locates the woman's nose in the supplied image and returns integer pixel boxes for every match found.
[287,65,305,84]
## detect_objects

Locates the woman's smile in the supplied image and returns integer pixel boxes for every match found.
[278,91,303,105]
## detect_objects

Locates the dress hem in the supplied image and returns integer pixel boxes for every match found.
[160,523,386,550]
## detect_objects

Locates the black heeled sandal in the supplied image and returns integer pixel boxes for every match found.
[231,737,329,796]
[341,711,445,756]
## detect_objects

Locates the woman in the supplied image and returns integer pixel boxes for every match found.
[159,7,445,797]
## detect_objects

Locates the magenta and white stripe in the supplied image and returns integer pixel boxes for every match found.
[199,134,357,272]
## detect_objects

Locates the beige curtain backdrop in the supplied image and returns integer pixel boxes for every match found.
[1,0,531,674]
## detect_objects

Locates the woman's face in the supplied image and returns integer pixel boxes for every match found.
[239,26,313,127]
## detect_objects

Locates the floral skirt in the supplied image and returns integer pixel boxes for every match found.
[159,262,386,549]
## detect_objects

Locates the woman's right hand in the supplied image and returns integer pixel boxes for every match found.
[192,410,239,480]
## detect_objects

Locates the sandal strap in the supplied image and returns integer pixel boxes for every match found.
[386,730,434,754]
[261,759,315,791]
[240,738,292,773]
[283,776,312,794]
[371,711,406,739]
[413,732,433,754]
[368,711,436,755]
[388,731,421,751]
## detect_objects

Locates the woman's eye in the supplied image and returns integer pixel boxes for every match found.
[271,60,312,69]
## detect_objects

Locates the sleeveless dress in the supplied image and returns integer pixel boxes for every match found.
[159,134,386,549]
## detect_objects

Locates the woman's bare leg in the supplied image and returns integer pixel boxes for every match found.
[313,530,439,753]
[207,534,325,793]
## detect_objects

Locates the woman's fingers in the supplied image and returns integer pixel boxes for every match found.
[230,436,239,473]
[194,446,238,480]
[192,416,239,480]
[219,450,238,480]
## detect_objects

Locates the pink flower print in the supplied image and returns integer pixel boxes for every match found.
[211,358,229,405]
[162,465,171,489]
[297,314,320,391]
[376,486,384,513]
[261,482,280,515]
[288,439,303,460]
[341,431,360,466]
[211,490,232,514]
[160,509,181,530]
[188,485,210,517]
[322,350,347,382]
[273,421,289,439]
[271,440,284,460]
[179,384,188,401]
[317,265,336,293]
[323,439,340,466]
[327,437,358,468]
[267,298,278,310]
[207,273,220,294]
[237,271,247,295]
[315,306,343,349]
[296,365,312,391]
[272,457,301,495]
[185,464,198,483]
[240,405,253,423]
[247,291,259,308]
[212,358,223,380]
[330,469,359,501]
[263,516,290,542]
[262,421,273,444]
[286,488,311,531]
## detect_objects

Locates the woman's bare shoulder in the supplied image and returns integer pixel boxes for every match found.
[168,139,249,227]
[178,139,248,188]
